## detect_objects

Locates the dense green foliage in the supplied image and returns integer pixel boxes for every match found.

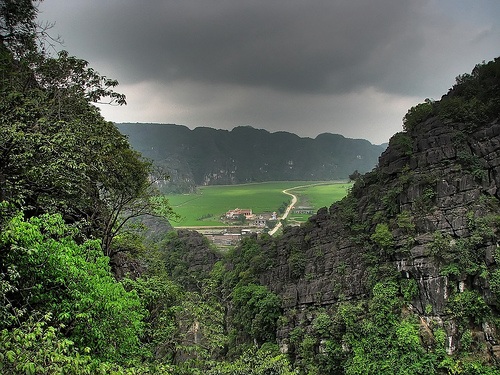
[284,279,499,375]
[206,345,296,375]
[0,1,171,372]
[0,1,172,258]
[231,284,282,344]
[0,213,145,361]
[403,58,500,132]
[402,99,434,132]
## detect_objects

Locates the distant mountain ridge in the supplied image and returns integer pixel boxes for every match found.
[117,123,385,192]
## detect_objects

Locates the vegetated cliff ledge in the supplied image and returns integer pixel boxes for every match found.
[117,123,385,193]
[254,59,500,363]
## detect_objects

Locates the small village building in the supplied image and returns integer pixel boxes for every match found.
[253,215,267,227]
[225,208,253,219]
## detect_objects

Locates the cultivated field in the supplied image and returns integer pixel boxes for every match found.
[166,181,351,227]
[285,183,352,223]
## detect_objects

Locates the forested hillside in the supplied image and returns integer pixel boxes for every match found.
[2,1,500,374]
[118,123,385,193]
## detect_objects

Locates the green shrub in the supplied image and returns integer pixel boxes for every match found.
[0,213,146,362]
[231,284,281,344]
[206,345,296,375]
[400,279,419,302]
[447,290,491,327]
[396,210,415,233]
[312,311,333,337]
[438,96,489,125]
[370,223,394,251]
[403,100,434,132]
[390,132,414,156]
[286,240,307,280]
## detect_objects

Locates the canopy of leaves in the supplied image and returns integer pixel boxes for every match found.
[403,57,500,132]
[0,1,173,257]
[231,283,282,344]
[0,213,146,361]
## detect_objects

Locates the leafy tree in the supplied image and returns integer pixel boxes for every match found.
[342,282,436,375]
[231,283,282,345]
[237,213,247,224]
[207,345,296,375]
[370,223,394,252]
[389,132,413,156]
[0,213,146,362]
[0,0,39,58]
[123,275,183,362]
[446,290,491,328]
[174,290,227,365]
[402,59,500,132]
[0,316,177,374]
[124,241,228,367]
[225,236,274,286]
[402,99,434,132]
[0,51,157,255]
[0,0,175,257]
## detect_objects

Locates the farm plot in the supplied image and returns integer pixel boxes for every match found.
[166,181,350,227]
[285,182,352,223]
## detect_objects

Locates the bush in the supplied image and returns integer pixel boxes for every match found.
[447,290,491,327]
[370,223,394,251]
[0,213,146,362]
[389,132,413,156]
[231,284,281,344]
[402,100,434,132]
[206,345,295,375]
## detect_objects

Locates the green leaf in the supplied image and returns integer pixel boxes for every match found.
[24,362,35,375]
[6,350,15,363]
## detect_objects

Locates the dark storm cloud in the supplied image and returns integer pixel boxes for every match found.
[38,0,500,143]
[41,0,460,95]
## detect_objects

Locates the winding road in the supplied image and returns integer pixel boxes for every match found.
[268,182,340,236]
[268,187,298,236]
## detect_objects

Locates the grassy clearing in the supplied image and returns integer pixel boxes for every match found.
[167,181,350,227]
[289,183,352,209]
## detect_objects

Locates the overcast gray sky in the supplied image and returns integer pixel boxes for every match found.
[38,0,500,144]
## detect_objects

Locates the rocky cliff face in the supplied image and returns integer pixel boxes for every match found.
[162,229,222,291]
[257,113,500,358]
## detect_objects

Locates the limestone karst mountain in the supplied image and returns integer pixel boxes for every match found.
[117,124,385,192]
[250,57,500,366]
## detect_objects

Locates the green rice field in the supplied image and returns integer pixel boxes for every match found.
[166,181,352,227]
[286,183,352,223]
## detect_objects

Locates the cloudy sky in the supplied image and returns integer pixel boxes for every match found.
[38,0,500,144]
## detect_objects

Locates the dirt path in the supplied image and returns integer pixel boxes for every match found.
[268,187,298,236]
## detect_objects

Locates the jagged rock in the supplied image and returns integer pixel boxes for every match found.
[255,115,500,360]
[162,229,222,291]
[111,252,145,280]
[175,229,222,275]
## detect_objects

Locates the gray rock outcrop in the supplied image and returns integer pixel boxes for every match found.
[258,116,500,358]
